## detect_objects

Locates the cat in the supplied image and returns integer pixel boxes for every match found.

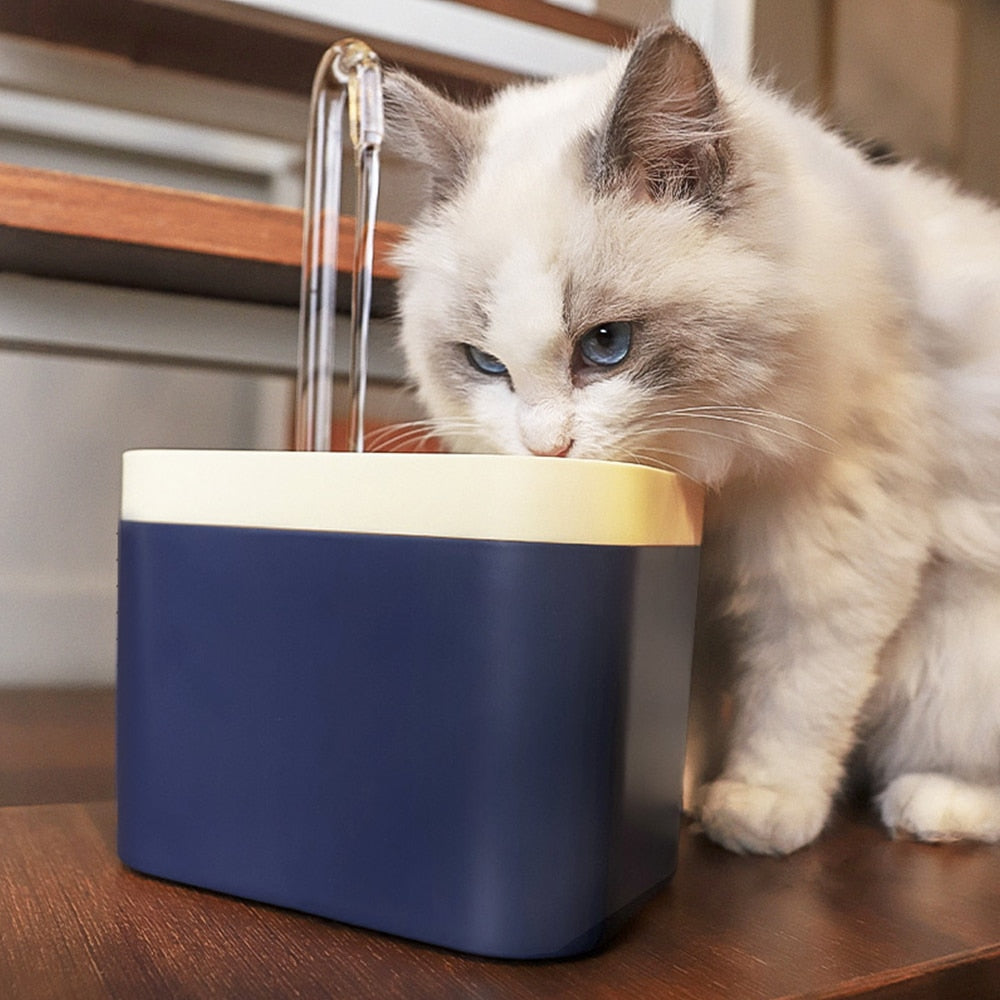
[381,22,1000,855]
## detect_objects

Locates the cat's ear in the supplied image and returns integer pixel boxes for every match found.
[383,70,481,204]
[593,25,730,209]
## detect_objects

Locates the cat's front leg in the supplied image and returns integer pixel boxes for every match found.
[878,774,1000,843]
[697,634,872,855]
[700,778,836,855]
[697,483,930,855]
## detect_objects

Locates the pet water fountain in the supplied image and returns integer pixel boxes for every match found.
[115,40,704,959]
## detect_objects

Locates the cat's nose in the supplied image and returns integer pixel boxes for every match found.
[516,397,572,457]
[530,439,573,458]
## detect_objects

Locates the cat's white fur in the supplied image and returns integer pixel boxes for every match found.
[386,26,1000,854]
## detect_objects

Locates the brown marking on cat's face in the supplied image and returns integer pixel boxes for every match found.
[589,26,732,212]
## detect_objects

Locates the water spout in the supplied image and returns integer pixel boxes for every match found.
[294,39,383,453]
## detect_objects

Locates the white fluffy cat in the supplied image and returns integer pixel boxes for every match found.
[383,24,1000,854]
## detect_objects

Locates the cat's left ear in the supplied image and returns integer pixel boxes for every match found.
[593,25,730,209]
[382,70,482,204]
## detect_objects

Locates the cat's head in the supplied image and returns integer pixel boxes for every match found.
[385,25,825,487]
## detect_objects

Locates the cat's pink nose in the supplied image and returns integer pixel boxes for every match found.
[531,440,573,458]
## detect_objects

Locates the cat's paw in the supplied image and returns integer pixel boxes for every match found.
[698,779,830,855]
[877,773,1000,843]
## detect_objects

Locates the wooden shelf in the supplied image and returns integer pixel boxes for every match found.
[0,687,116,807]
[0,3,637,309]
[0,163,402,312]
[0,0,636,102]
[428,0,635,46]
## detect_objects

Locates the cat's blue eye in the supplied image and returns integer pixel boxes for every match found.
[464,344,508,376]
[579,322,632,366]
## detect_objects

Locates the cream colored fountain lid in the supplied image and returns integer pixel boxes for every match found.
[121,450,703,547]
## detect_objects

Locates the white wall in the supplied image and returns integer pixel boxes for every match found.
[670,0,755,77]
[0,276,413,685]
[0,287,293,684]
[0,353,289,685]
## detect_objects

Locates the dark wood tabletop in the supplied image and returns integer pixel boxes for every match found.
[2,688,998,999]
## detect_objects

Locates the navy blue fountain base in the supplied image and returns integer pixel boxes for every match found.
[117,520,698,959]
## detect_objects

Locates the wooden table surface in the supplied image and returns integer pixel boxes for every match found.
[2,688,999,999]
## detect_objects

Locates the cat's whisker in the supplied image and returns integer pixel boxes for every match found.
[625,442,706,465]
[630,423,751,449]
[364,421,432,451]
[630,408,836,455]
[365,416,488,453]
[618,448,701,483]
[621,439,707,466]
[364,419,427,443]
[631,405,796,431]
[665,406,838,444]
[366,420,449,453]
[422,418,491,444]
[683,416,834,453]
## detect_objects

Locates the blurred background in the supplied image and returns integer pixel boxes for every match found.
[1,0,997,685]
